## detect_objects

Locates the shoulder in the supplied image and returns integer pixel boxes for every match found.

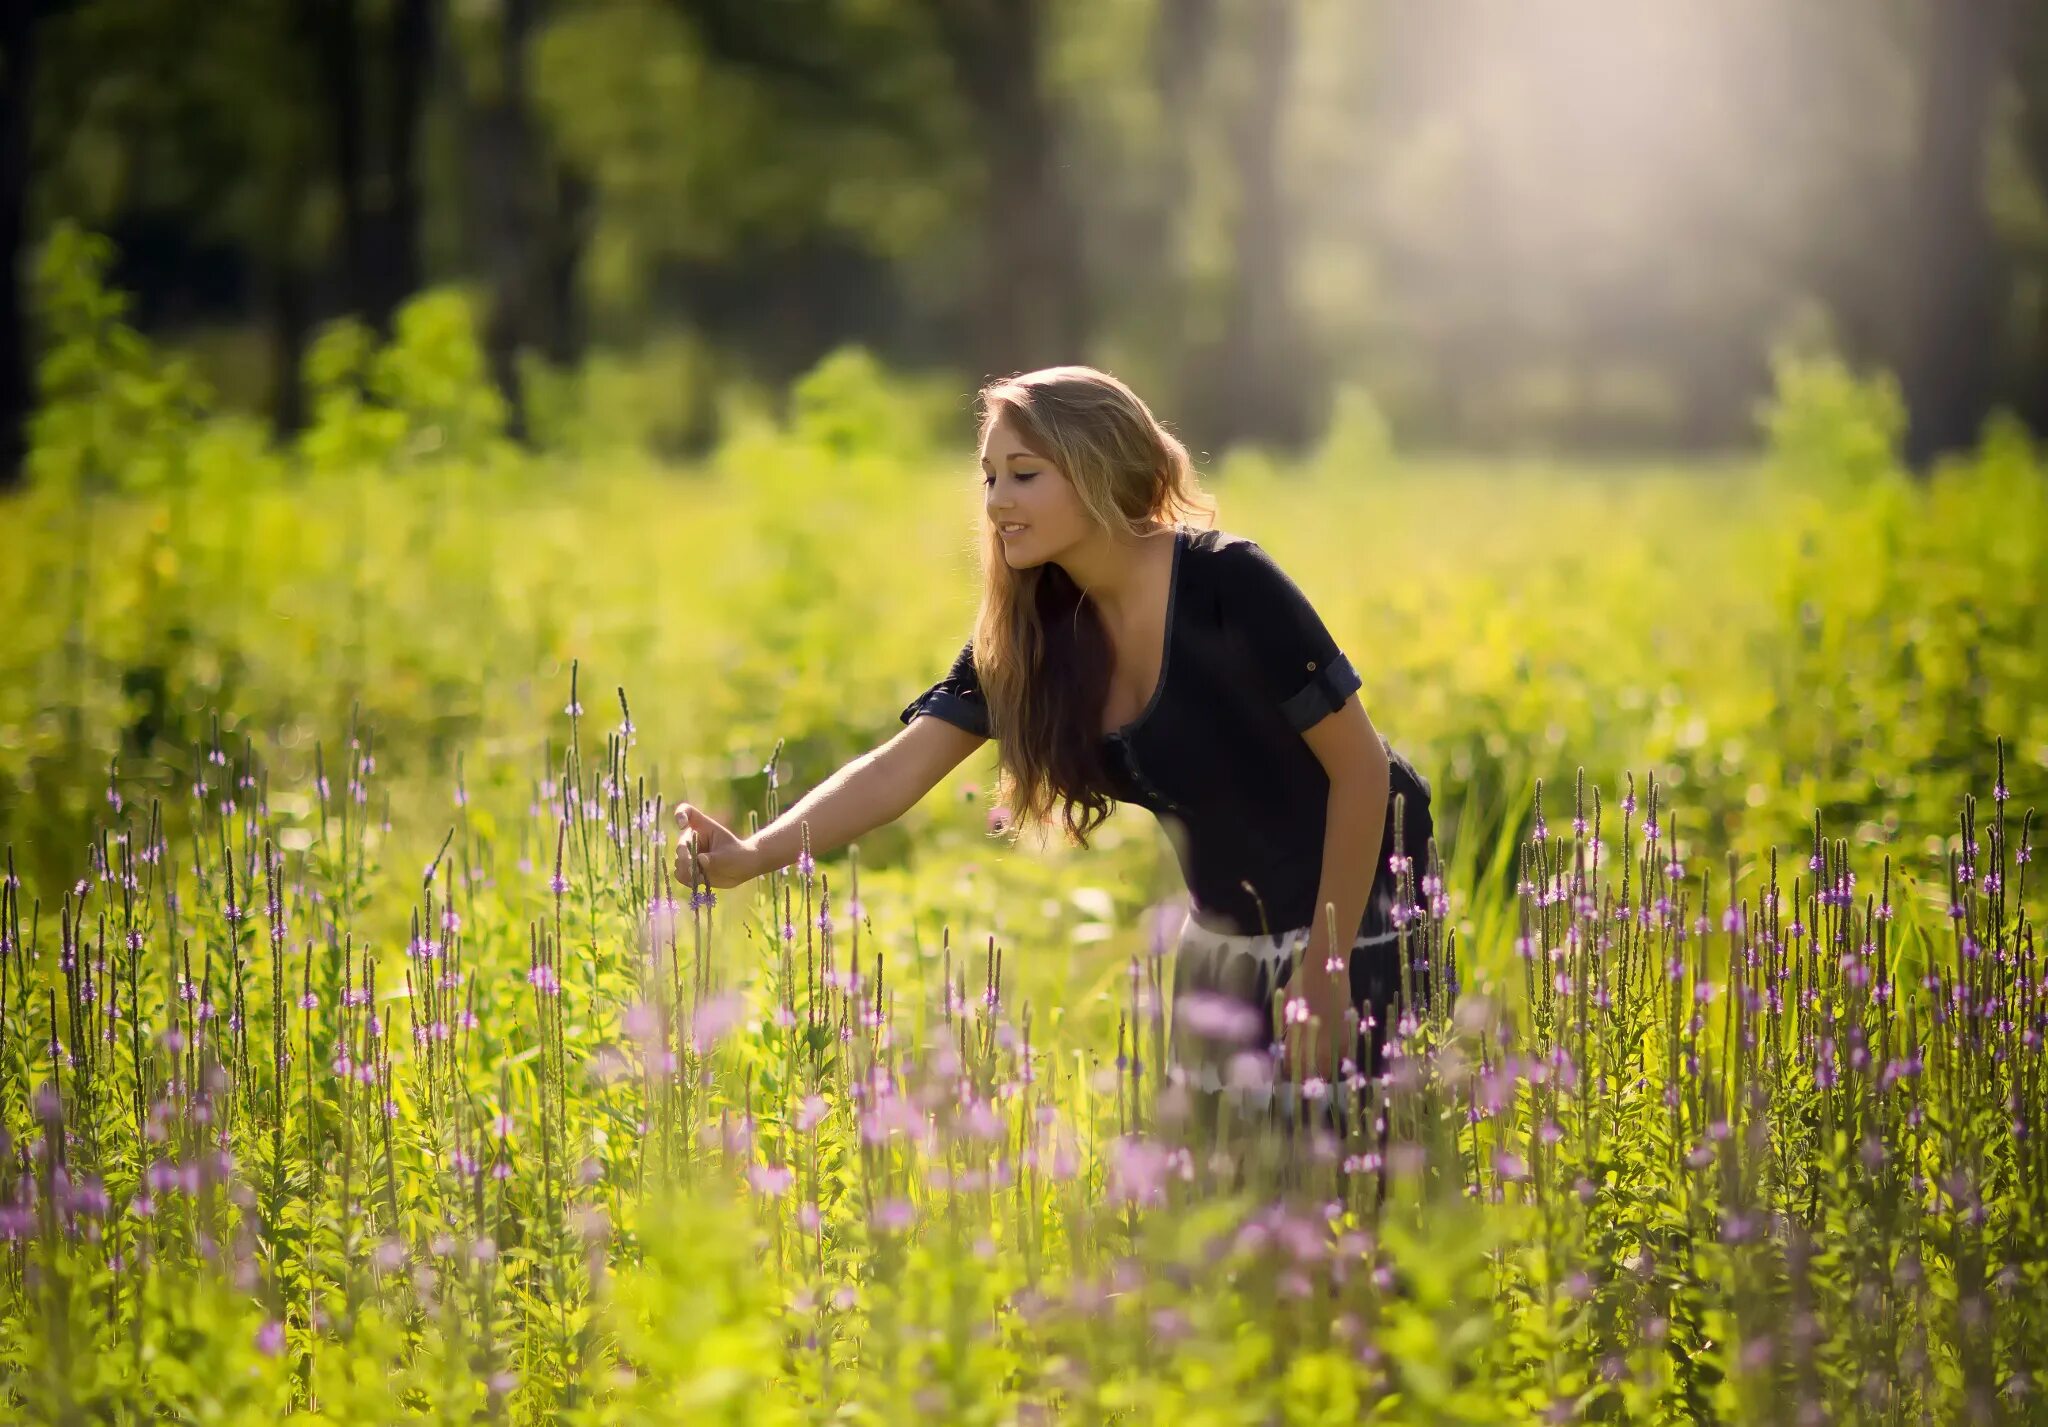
[1184,526,1284,592]
[1184,525,1260,569]
[1180,527,1290,635]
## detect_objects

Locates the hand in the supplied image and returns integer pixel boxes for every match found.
[1279,953,1354,1087]
[672,802,760,890]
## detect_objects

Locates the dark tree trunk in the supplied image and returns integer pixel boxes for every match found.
[1151,0,1219,170]
[0,2,38,490]
[1131,0,1217,358]
[364,0,433,333]
[541,167,590,368]
[269,261,310,437]
[466,0,589,444]
[1182,0,1315,455]
[469,0,538,441]
[2013,5,2048,434]
[1899,0,2012,468]
[932,0,1088,378]
[313,0,433,333]
[313,0,372,322]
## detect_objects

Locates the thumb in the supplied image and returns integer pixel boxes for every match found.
[675,803,721,847]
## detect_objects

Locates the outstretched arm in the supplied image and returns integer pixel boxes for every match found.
[1282,692,1392,1083]
[680,715,987,886]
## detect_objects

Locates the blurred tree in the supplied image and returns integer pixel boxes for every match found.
[1897,0,2014,467]
[1133,0,1216,346]
[29,0,400,436]
[456,0,591,441]
[0,1,49,489]
[2010,1,2048,435]
[926,0,1088,378]
[12,0,2048,462]
[534,0,977,364]
[538,0,1104,386]
[1176,0,1317,454]
[1047,0,1326,450]
[312,0,439,337]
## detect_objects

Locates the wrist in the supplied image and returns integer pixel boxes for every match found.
[1296,937,1347,980]
[1295,972,1350,1020]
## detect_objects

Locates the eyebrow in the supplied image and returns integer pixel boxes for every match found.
[979,450,1039,468]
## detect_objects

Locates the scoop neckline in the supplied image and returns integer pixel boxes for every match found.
[1102,523,1186,743]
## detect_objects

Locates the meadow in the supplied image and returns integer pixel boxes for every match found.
[0,253,2044,1423]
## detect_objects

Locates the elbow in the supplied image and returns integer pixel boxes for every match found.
[1329,747,1391,808]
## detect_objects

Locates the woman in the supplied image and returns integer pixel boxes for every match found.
[673,365,1436,1136]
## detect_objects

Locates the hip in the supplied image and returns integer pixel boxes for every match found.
[1166,914,1403,1094]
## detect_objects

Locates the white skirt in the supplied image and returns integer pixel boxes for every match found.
[1166,911,1402,1112]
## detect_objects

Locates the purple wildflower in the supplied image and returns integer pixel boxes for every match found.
[748,1162,794,1197]
[1174,991,1263,1045]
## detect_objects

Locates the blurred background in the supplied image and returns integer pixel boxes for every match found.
[1,0,2043,966]
[4,0,2046,478]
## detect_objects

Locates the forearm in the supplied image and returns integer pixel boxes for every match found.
[1302,759,1391,992]
[748,752,915,875]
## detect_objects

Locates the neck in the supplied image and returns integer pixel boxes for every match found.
[1056,520,1175,617]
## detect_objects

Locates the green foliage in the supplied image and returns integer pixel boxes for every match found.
[1756,340,1908,486]
[519,334,733,459]
[785,344,956,462]
[27,222,216,497]
[1310,382,1396,481]
[299,288,514,476]
[597,1186,798,1424]
[530,0,974,324]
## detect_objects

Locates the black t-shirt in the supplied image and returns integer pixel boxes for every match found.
[898,524,1434,940]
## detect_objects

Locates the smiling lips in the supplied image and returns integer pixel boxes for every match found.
[998,523,1027,538]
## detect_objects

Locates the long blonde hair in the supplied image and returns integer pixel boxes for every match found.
[971,366,1219,849]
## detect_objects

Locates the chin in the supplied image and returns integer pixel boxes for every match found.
[994,524,1062,568]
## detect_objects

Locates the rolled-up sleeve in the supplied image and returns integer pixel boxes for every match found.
[899,638,992,738]
[1222,539,1363,732]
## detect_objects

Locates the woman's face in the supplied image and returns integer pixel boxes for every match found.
[980,409,1090,569]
